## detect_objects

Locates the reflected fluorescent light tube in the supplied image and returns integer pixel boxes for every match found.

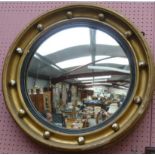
[77,77,92,81]
[50,64,60,70]
[118,86,128,89]
[102,83,112,86]
[80,79,107,83]
[88,65,130,74]
[84,83,104,85]
[77,75,111,81]
[85,83,112,86]
[95,75,111,79]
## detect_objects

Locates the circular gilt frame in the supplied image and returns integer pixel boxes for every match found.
[2,5,155,152]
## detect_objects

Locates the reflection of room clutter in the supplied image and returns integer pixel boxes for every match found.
[108,102,119,114]
[28,81,127,129]
[29,88,52,115]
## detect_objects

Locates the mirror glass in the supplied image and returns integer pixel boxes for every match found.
[27,26,131,130]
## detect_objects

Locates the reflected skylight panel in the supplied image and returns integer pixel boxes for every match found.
[36,28,120,57]
[37,27,90,56]
[56,56,91,69]
[95,55,110,62]
[56,56,128,69]
[56,55,109,69]
[96,30,119,46]
[96,57,129,65]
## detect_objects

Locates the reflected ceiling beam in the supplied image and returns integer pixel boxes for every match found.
[51,71,129,84]
[87,65,130,74]
[35,53,66,74]
[113,83,129,89]
[112,85,129,89]
[28,72,50,81]
[90,29,96,85]
[76,80,130,85]
[115,82,130,87]
[123,65,129,70]
[79,83,129,89]
[46,45,126,63]
[90,29,96,64]
[64,56,112,75]
[80,84,112,88]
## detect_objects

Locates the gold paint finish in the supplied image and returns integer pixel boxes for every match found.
[9,80,16,86]
[2,5,154,152]
[139,61,148,68]
[124,30,132,38]
[66,11,73,19]
[37,23,44,32]
[16,47,23,55]
[134,96,142,105]
[43,131,51,139]
[98,13,105,21]
[18,108,26,118]
[112,123,120,132]
[77,136,85,145]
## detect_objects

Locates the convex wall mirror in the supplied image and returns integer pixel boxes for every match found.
[2,5,155,151]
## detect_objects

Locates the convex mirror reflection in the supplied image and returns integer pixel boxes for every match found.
[27,26,131,130]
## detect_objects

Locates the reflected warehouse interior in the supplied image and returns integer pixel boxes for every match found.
[27,26,131,130]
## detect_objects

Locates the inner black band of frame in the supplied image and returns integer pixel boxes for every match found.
[20,19,136,134]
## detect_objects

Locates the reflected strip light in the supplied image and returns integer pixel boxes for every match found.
[50,64,60,70]
[81,79,108,83]
[77,75,111,81]
[118,86,128,89]
[85,83,112,86]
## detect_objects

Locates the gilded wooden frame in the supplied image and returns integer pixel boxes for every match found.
[2,5,155,152]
